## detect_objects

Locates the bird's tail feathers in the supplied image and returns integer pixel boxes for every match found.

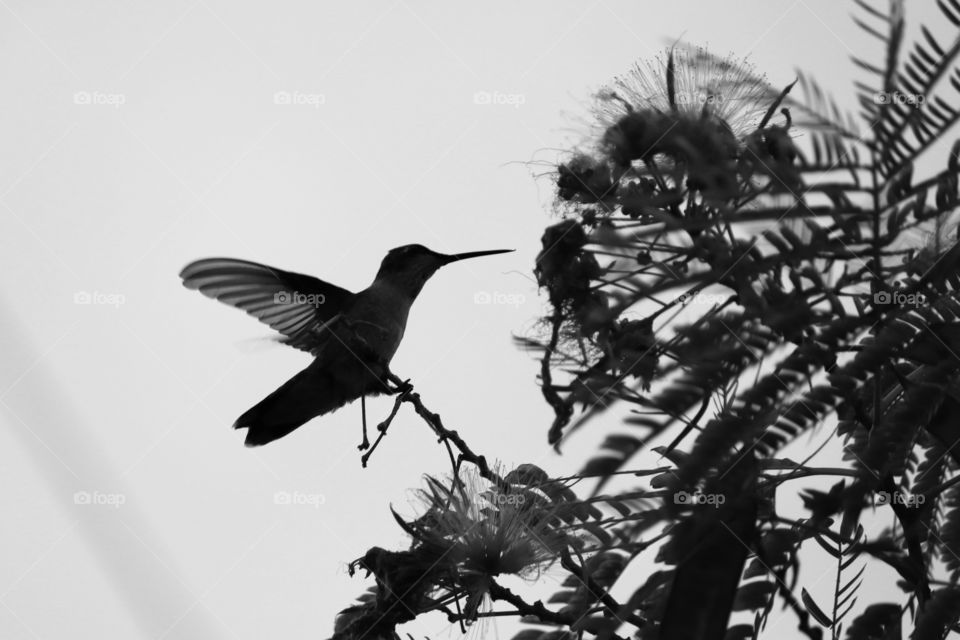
[233,359,352,446]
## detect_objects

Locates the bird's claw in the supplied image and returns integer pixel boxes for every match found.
[387,378,412,395]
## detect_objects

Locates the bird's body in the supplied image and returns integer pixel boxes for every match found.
[180,244,510,446]
[342,279,414,363]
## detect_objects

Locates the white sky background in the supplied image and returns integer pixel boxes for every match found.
[0,1,946,639]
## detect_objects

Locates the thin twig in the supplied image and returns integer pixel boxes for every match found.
[560,548,647,630]
[360,383,411,468]
[486,581,577,627]
[385,373,500,484]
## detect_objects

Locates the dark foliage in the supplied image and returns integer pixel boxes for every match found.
[331,2,960,639]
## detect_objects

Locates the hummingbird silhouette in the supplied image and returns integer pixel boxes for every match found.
[180,245,512,446]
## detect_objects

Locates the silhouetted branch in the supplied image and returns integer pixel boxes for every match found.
[359,373,498,483]
[560,549,647,630]
[776,579,825,640]
[485,582,575,626]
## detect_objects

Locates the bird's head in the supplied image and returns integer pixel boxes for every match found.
[374,244,512,298]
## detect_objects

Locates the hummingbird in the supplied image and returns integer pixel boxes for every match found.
[180,245,512,447]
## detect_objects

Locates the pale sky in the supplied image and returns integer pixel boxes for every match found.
[0,1,940,639]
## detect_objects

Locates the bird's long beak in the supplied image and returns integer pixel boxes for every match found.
[441,249,514,264]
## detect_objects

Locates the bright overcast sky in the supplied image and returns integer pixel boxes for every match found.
[0,1,941,639]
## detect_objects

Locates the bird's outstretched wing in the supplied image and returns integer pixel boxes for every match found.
[180,258,353,353]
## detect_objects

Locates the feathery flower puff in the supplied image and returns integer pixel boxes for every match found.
[595,46,769,141]
[401,464,574,620]
[558,47,774,206]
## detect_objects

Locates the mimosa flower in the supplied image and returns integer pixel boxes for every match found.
[594,46,769,142]
[400,465,574,620]
[568,47,773,203]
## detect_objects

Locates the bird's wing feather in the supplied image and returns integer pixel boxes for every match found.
[179,258,354,353]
